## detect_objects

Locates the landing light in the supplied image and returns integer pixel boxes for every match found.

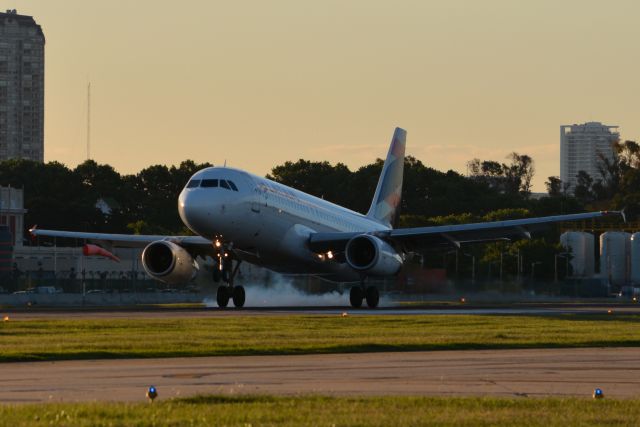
[215,240,222,248]
[327,251,334,259]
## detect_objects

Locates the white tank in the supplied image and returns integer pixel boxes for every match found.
[600,232,631,286]
[560,232,595,277]
[631,233,640,285]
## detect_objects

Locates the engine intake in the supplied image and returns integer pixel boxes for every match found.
[141,241,198,285]
[345,234,402,276]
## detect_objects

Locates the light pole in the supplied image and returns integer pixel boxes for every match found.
[531,261,542,280]
[463,253,476,285]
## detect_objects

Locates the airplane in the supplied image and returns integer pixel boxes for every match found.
[30,128,623,308]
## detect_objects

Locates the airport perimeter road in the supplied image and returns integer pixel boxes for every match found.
[0,348,638,403]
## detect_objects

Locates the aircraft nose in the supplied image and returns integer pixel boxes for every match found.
[178,188,206,232]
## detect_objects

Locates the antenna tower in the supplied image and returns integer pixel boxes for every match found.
[86,82,91,160]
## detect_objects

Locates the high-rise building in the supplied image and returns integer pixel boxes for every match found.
[0,9,45,162]
[560,122,619,192]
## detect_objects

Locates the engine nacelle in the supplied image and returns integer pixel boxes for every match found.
[345,234,403,276]
[141,240,199,285]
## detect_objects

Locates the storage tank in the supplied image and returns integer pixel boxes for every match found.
[631,233,640,285]
[560,232,595,277]
[600,232,631,287]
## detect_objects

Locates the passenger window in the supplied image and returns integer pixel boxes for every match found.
[220,180,230,190]
[201,179,218,188]
[186,179,201,188]
[228,181,238,191]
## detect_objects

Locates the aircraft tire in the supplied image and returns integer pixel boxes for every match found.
[232,285,246,308]
[349,286,363,308]
[365,286,379,308]
[217,286,230,308]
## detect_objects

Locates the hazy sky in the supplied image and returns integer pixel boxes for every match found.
[6,0,640,191]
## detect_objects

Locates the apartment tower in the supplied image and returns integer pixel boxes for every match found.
[560,122,618,192]
[0,10,45,162]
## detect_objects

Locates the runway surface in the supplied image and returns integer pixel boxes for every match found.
[1,348,638,403]
[4,304,640,320]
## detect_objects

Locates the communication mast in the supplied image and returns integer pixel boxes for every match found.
[86,81,91,160]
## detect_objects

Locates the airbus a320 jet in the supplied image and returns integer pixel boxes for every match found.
[31,128,623,308]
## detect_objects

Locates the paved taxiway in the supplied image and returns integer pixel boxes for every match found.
[0,348,639,403]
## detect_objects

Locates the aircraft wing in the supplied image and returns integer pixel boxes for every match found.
[29,228,211,249]
[308,210,623,253]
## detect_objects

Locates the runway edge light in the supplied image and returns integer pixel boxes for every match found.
[147,386,158,402]
[593,388,604,399]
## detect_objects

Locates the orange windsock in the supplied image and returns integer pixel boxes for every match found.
[82,244,120,262]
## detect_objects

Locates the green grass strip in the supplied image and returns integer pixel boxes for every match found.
[1,395,639,426]
[1,314,640,362]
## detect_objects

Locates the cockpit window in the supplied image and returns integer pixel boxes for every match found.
[227,181,238,191]
[201,179,218,188]
[186,179,201,188]
[220,180,230,190]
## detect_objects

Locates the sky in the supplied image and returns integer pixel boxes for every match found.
[4,0,640,191]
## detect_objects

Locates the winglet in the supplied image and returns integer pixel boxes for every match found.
[602,210,627,223]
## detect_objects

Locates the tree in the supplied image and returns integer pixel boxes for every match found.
[503,152,535,195]
[545,176,563,197]
[573,170,595,205]
[467,152,534,196]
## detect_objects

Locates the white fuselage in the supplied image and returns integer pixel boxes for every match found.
[178,167,389,281]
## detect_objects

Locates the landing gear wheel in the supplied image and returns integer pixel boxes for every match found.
[350,286,363,308]
[365,286,379,308]
[232,286,246,308]
[216,286,230,308]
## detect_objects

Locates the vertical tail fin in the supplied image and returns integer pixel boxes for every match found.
[366,127,406,228]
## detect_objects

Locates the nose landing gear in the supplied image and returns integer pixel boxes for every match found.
[214,248,245,308]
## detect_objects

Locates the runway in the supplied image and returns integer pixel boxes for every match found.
[4,304,640,320]
[0,348,638,403]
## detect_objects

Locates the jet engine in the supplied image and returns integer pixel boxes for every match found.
[345,234,402,276]
[141,241,199,285]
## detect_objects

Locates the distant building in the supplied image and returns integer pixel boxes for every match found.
[0,10,45,162]
[560,122,618,192]
[0,186,26,247]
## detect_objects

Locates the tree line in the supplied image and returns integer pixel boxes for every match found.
[2,144,635,286]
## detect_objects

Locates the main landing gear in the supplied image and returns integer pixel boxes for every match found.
[349,283,379,308]
[213,252,245,308]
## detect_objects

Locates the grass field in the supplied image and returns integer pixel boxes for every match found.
[1,395,638,426]
[1,313,640,362]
